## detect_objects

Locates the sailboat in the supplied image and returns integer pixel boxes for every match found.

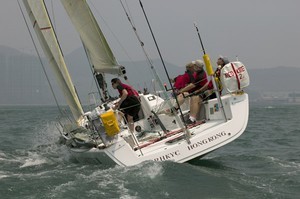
[21,0,250,166]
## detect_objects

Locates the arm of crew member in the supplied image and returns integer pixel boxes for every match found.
[178,83,195,94]
[194,82,209,94]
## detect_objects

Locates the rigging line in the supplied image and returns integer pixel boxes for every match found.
[124,0,136,28]
[120,0,163,90]
[121,0,190,142]
[120,0,158,79]
[17,0,63,116]
[50,0,57,31]
[138,0,189,131]
[138,0,172,89]
[136,1,178,95]
[88,1,130,89]
[119,0,154,78]
[120,0,169,97]
[82,41,104,102]
[89,1,135,65]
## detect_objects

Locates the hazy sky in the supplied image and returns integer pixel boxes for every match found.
[1,0,300,69]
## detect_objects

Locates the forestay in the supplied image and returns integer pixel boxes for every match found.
[61,0,124,75]
[23,0,84,122]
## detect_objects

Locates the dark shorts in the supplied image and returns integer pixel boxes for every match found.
[120,96,141,118]
[199,92,217,100]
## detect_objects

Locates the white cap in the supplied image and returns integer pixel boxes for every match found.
[218,55,229,64]
[193,60,204,67]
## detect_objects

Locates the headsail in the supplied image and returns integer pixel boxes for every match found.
[23,0,84,122]
[61,0,125,75]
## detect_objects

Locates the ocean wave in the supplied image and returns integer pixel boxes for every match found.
[0,151,9,162]
[131,161,164,179]
[267,156,300,169]
[19,152,48,168]
[0,171,9,179]
[31,121,62,147]
[264,106,275,109]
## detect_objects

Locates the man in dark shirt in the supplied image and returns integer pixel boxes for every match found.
[111,78,140,132]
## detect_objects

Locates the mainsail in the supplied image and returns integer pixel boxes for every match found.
[61,0,125,75]
[23,0,84,122]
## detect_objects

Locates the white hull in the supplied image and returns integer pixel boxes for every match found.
[68,93,248,166]
[22,0,249,167]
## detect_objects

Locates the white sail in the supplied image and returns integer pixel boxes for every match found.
[23,0,84,122]
[61,0,124,75]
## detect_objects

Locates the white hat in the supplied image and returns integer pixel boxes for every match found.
[218,55,229,64]
[193,60,204,67]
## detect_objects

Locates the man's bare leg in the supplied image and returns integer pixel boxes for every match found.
[189,95,201,122]
[127,115,134,132]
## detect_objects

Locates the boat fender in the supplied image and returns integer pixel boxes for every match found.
[220,61,250,93]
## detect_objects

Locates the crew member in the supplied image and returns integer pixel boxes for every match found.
[111,78,140,132]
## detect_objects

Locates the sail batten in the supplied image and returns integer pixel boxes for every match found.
[61,0,124,75]
[23,0,84,122]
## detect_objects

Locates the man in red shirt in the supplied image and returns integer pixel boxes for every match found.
[177,60,218,123]
[192,60,216,100]
[169,62,200,124]
[177,61,208,123]
[111,78,140,132]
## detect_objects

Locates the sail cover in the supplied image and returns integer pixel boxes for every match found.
[23,0,84,122]
[61,0,124,75]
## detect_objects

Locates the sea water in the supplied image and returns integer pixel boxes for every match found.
[0,104,299,199]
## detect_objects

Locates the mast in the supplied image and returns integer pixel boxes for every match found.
[23,0,84,122]
[61,0,126,101]
[193,22,227,122]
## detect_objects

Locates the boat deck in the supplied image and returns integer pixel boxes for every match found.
[133,119,225,155]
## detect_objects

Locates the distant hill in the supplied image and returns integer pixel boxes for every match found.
[1,45,300,105]
[247,67,300,92]
[0,45,51,105]
[0,45,25,56]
